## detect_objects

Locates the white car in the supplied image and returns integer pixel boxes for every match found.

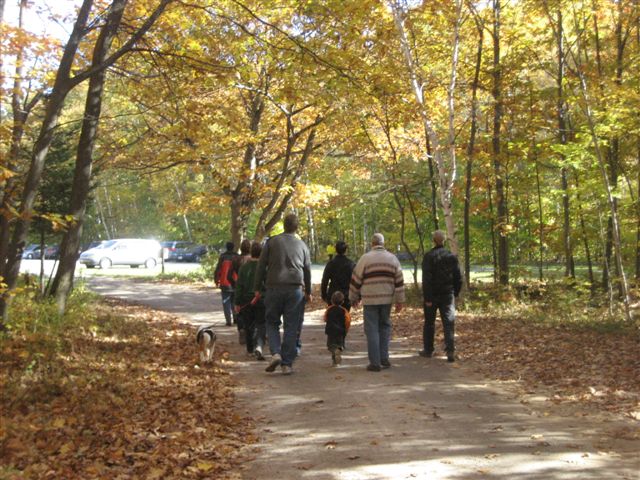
[79,238,162,269]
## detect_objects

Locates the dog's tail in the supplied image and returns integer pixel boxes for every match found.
[196,325,217,345]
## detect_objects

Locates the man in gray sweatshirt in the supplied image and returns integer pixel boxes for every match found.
[254,214,312,375]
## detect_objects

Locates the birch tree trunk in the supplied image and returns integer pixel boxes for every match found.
[572,45,633,322]
[390,0,463,260]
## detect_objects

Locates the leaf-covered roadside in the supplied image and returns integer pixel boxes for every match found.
[393,304,640,421]
[0,298,254,479]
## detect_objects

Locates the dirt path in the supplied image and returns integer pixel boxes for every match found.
[89,278,639,480]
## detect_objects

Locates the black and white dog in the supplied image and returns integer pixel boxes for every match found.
[196,325,217,365]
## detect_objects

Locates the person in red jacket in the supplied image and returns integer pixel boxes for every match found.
[215,242,239,326]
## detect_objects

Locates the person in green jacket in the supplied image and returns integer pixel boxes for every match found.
[235,241,266,360]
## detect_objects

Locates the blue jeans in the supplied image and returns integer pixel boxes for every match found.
[221,290,236,325]
[363,304,392,367]
[264,288,305,367]
[423,294,456,354]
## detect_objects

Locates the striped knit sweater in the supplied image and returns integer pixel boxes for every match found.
[349,246,405,305]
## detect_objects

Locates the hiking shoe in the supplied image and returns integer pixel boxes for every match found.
[381,359,391,369]
[366,364,381,372]
[281,365,293,375]
[418,350,433,358]
[254,347,265,361]
[265,353,281,372]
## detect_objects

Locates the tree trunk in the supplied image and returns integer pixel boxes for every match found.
[492,0,508,285]
[636,142,640,282]
[464,21,483,286]
[391,0,463,259]
[573,43,633,322]
[0,0,43,278]
[0,0,95,323]
[50,0,127,313]
[534,156,544,281]
[574,172,594,285]
[556,11,575,278]
[424,135,439,231]
[254,115,321,239]
[488,183,498,283]
[305,205,317,262]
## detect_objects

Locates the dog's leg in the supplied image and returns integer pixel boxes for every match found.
[207,340,216,363]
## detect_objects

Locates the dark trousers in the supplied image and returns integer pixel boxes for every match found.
[326,333,345,352]
[423,294,456,354]
[239,303,265,354]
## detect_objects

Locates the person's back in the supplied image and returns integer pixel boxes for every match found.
[324,291,351,366]
[257,233,311,291]
[324,304,349,337]
[420,230,462,362]
[254,214,311,375]
[321,241,355,306]
[350,244,405,306]
[422,245,462,300]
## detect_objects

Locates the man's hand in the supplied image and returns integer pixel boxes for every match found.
[251,292,260,305]
[395,303,403,313]
[234,305,241,313]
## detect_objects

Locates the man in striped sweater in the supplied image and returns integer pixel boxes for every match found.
[349,233,405,372]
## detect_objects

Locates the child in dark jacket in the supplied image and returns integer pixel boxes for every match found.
[324,291,351,366]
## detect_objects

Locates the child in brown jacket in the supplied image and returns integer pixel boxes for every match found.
[324,291,351,366]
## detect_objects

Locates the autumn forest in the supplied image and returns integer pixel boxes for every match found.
[1,1,640,478]
[1,0,639,317]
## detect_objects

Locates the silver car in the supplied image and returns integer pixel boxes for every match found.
[79,239,162,269]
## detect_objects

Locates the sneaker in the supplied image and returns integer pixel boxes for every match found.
[281,365,293,375]
[238,329,246,345]
[254,347,265,361]
[265,353,281,372]
[418,350,433,358]
[366,364,381,372]
[381,359,391,369]
[334,350,342,365]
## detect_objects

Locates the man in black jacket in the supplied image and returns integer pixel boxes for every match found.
[320,241,355,311]
[420,230,462,362]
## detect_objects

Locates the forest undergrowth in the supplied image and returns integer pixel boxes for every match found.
[392,282,640,425]
[0,288,253,479]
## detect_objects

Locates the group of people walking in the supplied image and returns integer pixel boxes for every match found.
[214,213,462,374]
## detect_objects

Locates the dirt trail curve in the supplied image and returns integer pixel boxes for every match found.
[89,278,639,480]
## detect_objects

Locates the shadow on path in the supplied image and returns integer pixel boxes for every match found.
[88,278,639,480]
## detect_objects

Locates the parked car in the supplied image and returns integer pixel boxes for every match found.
[81,240,105,252]
[395,251,414,262]
[44,245,60,259]
[174,244,208,262]
[161,241,195,261]
[22,244,43,259]
[79,239,162,269]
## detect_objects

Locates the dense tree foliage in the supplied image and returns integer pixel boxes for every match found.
[0,0,638,320]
